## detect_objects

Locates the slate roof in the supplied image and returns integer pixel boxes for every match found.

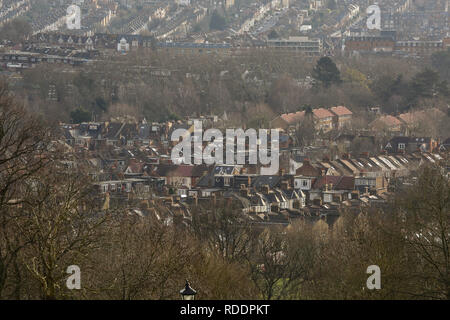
[441,137,450,146]
[104,123,124,139]
[295,160,322,177]
[251,176,282,189]
[313,176,355,190]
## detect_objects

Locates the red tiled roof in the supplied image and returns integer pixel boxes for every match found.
[330,106,353,116]
[313,108,334,119]
[372,115,402,127]
[280,111,305,124]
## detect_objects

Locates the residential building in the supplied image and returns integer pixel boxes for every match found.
[266,36,322,56]
[313,108,334,132]
[330,106,353,130]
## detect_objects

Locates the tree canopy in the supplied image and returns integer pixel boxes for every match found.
[70,108,92,124]
[0,18,32,42]
[312,57,342,88]
[209,10,227,31]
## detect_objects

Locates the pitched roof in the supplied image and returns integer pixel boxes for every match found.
[398,112,419,124]
[313,176,354,190]
[330,106,353,116]
[280,111,305,125]
[398,108,446,125]
[295,160,322,177]
[251,175,282,188]
[151,164,206,177]
[313,108,334,119]
[328,161,352,176]
[174,165,207,177]
[371,115,402,127]
[126,160,145,174]
[104,122,124,139]
[442,137,450,146]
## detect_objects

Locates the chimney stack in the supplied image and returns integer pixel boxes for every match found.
[240,184,249,197]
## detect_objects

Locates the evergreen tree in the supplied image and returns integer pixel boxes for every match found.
[209,10,227,31]
[70,108,92,124]
[312,57,342,88]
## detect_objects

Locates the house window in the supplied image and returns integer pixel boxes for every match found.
[398,143,405,150]
[302,180,308,187]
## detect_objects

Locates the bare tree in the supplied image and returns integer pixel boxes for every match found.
[396,165,450,299]
[0,82,49,298]
[247,223,318,300]
[18,168,106,300]
[191,200,255,263]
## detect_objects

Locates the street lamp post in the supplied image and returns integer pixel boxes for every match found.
[180,280,197,300]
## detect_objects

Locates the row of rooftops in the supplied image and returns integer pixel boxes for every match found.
[370,108,447,129]
[276,106,353,125]
[56,132,448,225]
[295,152,443,178]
